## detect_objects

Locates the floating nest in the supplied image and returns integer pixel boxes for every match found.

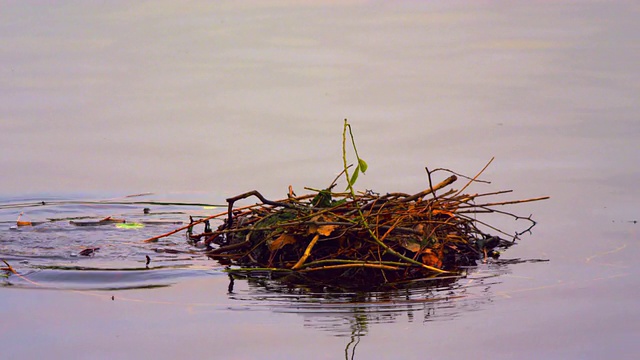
[143,122,548,290]
[143,168,547,289]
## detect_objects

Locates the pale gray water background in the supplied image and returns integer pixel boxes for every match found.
[1,1,639,359]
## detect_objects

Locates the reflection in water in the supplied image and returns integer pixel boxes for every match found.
[227,264,509,334]
[225,264,516,359]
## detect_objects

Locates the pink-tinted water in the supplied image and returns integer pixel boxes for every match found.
[1,1,639,358]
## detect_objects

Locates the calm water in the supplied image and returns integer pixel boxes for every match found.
[1,1,639,359]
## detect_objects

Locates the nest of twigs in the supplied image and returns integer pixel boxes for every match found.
[159,166,547,288]
[143,122,548,289]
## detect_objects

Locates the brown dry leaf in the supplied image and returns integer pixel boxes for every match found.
[268,233,297,251]
[306,215,337,236]
[307,223,318,235]
[306,215,321,235]
[316,224,337,236]
[432,209,455,217]
[421,249,443,269]
[399,238,421,253]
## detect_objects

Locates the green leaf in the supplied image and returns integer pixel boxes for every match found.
[331,198,347,206]
[348,166,360,189]
[312,190,333,208]
[358,158,368,173]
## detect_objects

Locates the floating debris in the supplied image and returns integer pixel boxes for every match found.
[116,222,145,229]
[15,212,44,227]
[70,216,125,226]
[79,248,100,256]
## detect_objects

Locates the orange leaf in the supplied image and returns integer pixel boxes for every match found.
[307,215,338,236]
[421,249,443,269]
[316,224,337,236]
[432,209,455,217]
[268,233,297,251]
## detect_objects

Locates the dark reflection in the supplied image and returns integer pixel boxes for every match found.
[227,263,512,335]
[224,263,522,359]
[344,313,364,360]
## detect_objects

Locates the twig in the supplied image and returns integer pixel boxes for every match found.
[399,175,458,203]
[299,263,401,272]
[292,234,320,270]
[455,157,494,196]
[456,196,550,208]
[2,259,17,274]
[225,190,301,228]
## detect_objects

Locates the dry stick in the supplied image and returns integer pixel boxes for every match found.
[225,191,340,230]
[299,263,400,272]
[455,157,494,196]
[201,220,353,241]
[425,166,438,202]
[378,215,407,243]
[335,124,432,273]
[430,167,492,184]
[473,189,514,198]
[301,259,409,268]
[142,202,263,243]
[225,190,301,228]
[456,196,550,208]
[201,218,422,249]
[399,175,458,203]
[459,204,541,237]
[204,240,251,256]
[350,200,448,274]
[143,213,224,243]
[2,259,17,274]
[144,189,322,243]
[1,259,43,287]
[455,213,515,239]
[292,234,321,270]
[456,209,494,214]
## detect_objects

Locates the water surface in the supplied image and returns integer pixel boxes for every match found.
[1,1,639,359]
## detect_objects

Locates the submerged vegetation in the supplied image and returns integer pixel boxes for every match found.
[142,120,549,289]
